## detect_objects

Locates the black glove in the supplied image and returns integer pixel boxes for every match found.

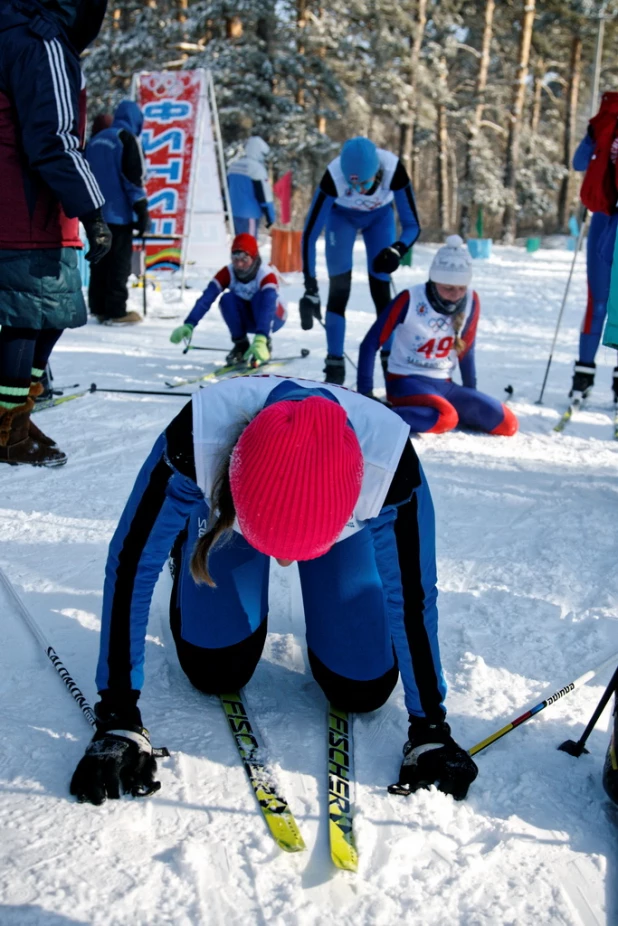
[372,241,407,275]
[133,199,151,238]
[80,208,112,264]
[70,697,167,805]
[388,717,478,801]
[299,277,321,330]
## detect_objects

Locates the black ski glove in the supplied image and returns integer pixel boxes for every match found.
[299,277,321,330]
[70,698,168,805]
[133,199,151,237]
[80,208,112,264]
[372,241,407,275]
[388,717,478,801]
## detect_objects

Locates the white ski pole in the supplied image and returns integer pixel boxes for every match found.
[0,566,96,727]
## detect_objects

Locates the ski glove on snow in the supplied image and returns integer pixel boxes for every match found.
[372,241,407,275]
[70,701,168,805]
[80,208,112,264]
[299,277,322,330]
[389,717,478,801]
[170,323,194,345]
[133,199,151,238]
[244,333,270,366]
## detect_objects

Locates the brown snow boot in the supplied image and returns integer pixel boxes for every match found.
[0,399,67,467]
[28,383,57,446]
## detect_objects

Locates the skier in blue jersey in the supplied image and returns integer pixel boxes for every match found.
[300,137,421,385]
[357,236,518,436]
[69,376,477,805]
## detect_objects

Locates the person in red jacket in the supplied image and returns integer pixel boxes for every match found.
[0,0,111,468]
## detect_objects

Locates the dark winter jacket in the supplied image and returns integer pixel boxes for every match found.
[0,0,106,329]
[86,101,147,226]
[0,0,106,250]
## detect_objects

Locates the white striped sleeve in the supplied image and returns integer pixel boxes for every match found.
[43,38,104,209]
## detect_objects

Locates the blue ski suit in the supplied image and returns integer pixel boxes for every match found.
[95,377,447,724]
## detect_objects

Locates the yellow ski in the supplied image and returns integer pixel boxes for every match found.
[220,693,306,853]
[328,705,358,872]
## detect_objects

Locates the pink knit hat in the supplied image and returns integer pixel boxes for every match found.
[229,397,364,561]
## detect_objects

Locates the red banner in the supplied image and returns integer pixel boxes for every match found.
[135,72,204,271]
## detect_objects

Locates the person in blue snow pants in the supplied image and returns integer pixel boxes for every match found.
[69,376,478,805]
[357,236,518,436]
[570,130,618,399]
[300,137,421,385]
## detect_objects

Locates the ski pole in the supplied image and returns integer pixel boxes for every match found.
[468,650,618,757]
[558,663,618,757]
[89,384,192,397]
[535,210,589,405]
[183,345,232,355]
[316,318,357,370]
[0,566,96,728]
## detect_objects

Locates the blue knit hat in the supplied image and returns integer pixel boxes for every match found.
[340,137,380,184]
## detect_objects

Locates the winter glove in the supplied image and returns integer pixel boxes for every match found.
[170,323,194,345]
[388,717,478,801]
[70,699,168,805]
[372,241,407,275]
[80,208,112,264]
[244,333,270,367]
[299,277,321,330]
[133,199,151,237]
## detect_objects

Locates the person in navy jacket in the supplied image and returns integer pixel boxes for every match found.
[358,236,518,436]
[300,136,421,385]
[69,375,478,805]
[0,0,111,467]
[86,100,149,324]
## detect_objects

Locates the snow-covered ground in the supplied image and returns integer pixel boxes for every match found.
[0,241,616,926]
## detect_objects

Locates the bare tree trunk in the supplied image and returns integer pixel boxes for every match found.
[557,33,582,230]
[437,59,450,237]
[460,0,495,237]
[502,0,536,243]
[450,147,459,230]
[296,0,307,107]
[530,57,544,134]
[400,0,428,180]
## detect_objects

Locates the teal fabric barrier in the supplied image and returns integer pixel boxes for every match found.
[603,227,618,349]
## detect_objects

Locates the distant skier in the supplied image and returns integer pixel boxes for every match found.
[300,136,421,385]
[570,92,618,400]
[170,234,286,366]
[357,235,518,436]
[69,376,478,805]
[227,136,275,236]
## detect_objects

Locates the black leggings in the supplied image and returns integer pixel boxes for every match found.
[169,538,398,712]
[0,327,63,407]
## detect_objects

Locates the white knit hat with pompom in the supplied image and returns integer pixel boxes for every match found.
[429,235,473,286]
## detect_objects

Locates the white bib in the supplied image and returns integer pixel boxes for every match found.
[388,283,473,379]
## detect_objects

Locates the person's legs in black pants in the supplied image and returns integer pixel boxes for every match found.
[104,224,135,320]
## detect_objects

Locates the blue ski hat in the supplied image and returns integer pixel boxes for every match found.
[340,137,380,184]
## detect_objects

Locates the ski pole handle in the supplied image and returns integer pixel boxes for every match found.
[468,650,618,757]
[0,567,96,728]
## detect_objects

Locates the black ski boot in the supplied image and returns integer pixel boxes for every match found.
[569,361,595,398]
[603,694,618,806]
[612,366,618,403]
[226,338,250,365]
[323,354,345,386]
